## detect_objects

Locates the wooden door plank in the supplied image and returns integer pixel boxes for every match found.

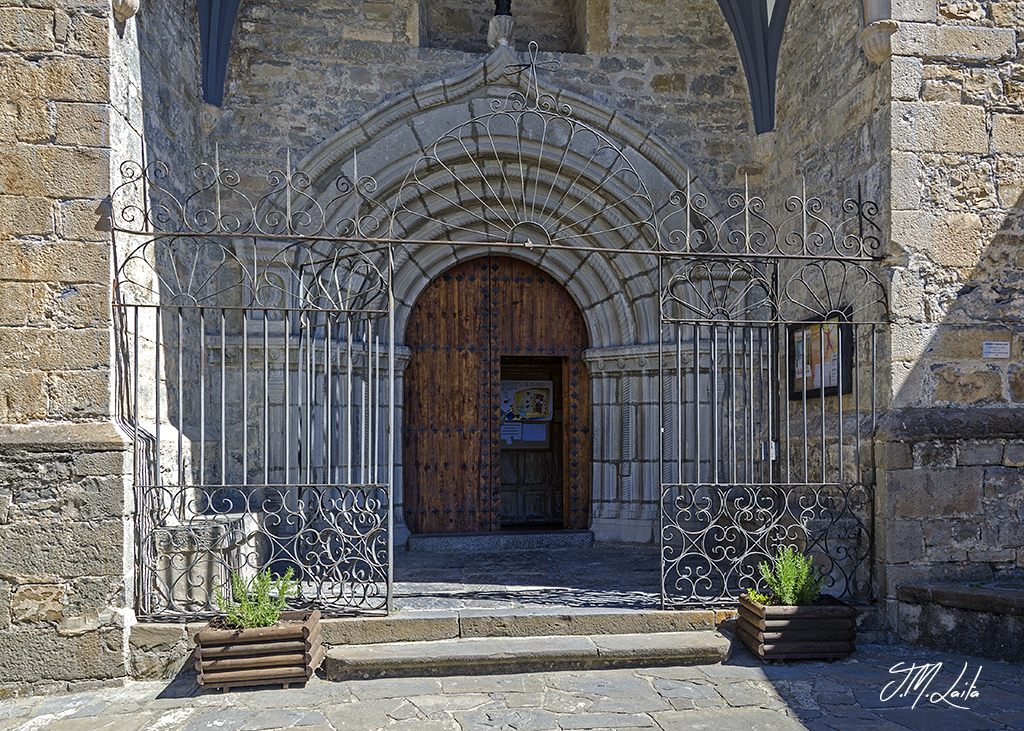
[404,259,490,533]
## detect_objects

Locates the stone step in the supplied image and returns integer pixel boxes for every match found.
[320,607,737,646]
[322,630,732,680]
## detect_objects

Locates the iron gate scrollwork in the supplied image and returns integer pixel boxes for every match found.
[658,181,887,608]
[113,159,394,618]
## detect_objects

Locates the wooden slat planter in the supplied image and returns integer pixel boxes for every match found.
[736,594,856,661]
[195,610,323,691]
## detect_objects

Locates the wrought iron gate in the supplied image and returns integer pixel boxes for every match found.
[658,182,887,607]
[113,163,394,618]
[112,47,887,618]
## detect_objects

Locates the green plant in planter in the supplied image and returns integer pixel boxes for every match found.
[214,567,299,628]
[749,545,824,606]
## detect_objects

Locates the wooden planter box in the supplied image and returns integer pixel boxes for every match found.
[194,610,323,691]
[736,594,856,662]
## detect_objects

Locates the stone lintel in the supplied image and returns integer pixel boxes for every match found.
[877,407,1024,442]
[0,421,130,453]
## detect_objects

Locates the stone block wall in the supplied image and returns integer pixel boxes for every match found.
[887,0,1024,407]
[876,409,1024,635]
[134,0,202,168]
[215,0,760,205]
[423,0,581,54]
[0,0,118,423]
[0,0,204,689]
[872,0,1024,638]
[767,0,890,209]
[0,0,136,691]
[0,424,131,694]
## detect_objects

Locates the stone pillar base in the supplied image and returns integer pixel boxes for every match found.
[591,517,655,544]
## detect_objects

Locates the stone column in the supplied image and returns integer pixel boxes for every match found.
[584,345,666,544]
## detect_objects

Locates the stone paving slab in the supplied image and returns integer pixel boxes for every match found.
[0,643,1022,730]
[393,546,662,612]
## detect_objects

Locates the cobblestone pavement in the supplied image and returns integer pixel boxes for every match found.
[0,642,1021,731]
[392,546,663,611]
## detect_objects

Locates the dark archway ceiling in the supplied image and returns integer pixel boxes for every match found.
[198,0,791,132]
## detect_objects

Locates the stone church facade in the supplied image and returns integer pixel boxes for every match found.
[1,0,1023,689]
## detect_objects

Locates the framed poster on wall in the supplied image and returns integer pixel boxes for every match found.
[788,311,854,400]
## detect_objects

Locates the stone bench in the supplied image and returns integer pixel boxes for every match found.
[897,582,1024,662]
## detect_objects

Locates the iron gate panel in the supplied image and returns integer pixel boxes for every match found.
[113,175,395,618]
[658,183,887,607]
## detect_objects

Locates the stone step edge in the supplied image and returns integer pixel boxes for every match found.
[321,631,732,680]
[321,608,738,646]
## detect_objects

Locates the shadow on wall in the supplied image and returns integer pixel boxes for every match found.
[877,190,1024,610]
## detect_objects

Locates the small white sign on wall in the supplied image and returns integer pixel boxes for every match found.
[983,341,1011,359]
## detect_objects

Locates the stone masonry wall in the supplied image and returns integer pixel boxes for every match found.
[878,0,1024,637]
[134,0,202,171]
[888,0,1023,410]
[769,0,891,201]
[0,0,136,691]
[0,424,132,694]
[1,0,116,423]
[766,0,892,298]
[423,0,580,54]
[877,410,1024,637]
[0,0,203,689]
[213,0,760,206]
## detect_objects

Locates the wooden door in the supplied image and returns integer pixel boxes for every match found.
[500,357,563,528]
[403,257,590,534]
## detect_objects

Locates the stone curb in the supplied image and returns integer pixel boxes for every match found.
[322,630,731,680]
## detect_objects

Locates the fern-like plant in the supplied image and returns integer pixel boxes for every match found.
[214,567,298,628]
[752,545,824,606]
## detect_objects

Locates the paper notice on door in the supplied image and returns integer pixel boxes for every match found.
[522,423,546,442]
[501,422,522,444]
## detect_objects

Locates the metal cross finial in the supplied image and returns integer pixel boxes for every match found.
[503,41,560,105]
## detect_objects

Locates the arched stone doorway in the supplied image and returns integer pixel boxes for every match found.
[403,256,590,534]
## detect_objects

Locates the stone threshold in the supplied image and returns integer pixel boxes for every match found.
[898,581,1024,616]
[130,606,738,680]
[321,630,732,680]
